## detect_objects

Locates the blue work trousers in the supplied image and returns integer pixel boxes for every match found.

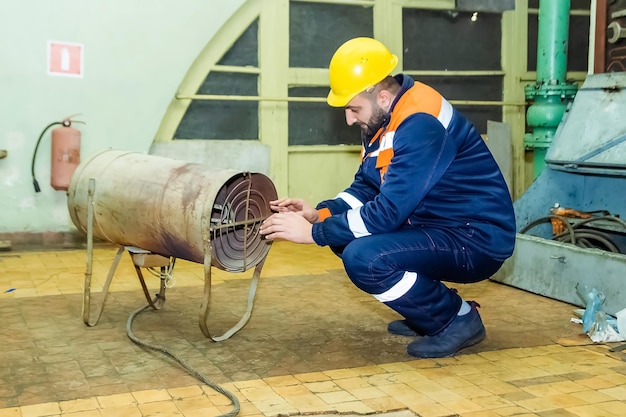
[330,227,504,336]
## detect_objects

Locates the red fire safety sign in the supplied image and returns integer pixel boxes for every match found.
[48,41,83,77]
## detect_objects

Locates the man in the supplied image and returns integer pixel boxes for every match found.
[259,37,516,358]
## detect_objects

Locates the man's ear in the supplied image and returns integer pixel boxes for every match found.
[377,89,394,112]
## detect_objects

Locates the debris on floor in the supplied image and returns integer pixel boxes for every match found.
[573,283,625,343]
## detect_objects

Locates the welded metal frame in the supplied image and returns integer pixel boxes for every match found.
[82,245,170,327]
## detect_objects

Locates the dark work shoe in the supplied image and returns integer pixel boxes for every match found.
[388,319,420,336]
[406,303,486,358]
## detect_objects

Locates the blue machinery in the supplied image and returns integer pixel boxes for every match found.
[492,72,626,316]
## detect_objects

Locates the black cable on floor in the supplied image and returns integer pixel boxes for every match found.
[127,304,241,417]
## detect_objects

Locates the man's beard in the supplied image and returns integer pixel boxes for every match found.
[360,104,387,143]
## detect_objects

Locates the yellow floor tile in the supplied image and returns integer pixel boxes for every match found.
[2,242,626,417]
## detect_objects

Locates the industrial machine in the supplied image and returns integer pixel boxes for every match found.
[67,150,277,340]
[492,71,626,316]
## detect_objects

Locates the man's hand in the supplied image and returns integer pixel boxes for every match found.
[260,212,314,244]
[270,198,319,224]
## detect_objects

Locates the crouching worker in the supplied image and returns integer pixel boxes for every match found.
[259,37,516,358]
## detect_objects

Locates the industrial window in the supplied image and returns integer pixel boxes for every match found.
[415,75,503,135]
[217,19,259,67]
[416,76,503,101]
[289,1,374,68]
[402,7,504,134]
[174,72,259,140]
[174,19,259,140]
[171,1,514,143]
[288,87,361,146]
[402,9,502,71]
[526,1,591,72]
[287,1,373,146]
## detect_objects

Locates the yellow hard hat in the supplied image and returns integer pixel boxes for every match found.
[327,37,398,107]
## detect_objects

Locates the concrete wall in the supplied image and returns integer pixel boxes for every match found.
[0,0,245,234]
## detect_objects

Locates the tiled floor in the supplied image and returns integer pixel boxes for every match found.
[1,241,625,417]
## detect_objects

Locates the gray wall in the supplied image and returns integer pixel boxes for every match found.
[0,0,245,233]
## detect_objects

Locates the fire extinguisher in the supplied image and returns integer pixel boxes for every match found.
[31,116,84,192]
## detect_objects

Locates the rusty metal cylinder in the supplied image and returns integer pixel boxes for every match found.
[67,150,277,272]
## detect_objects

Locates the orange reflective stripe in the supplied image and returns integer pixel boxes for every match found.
[317,207,331,221]
[376,148,394,169]
[373,82,443,183]
[388,82,443,131]
[379,166,389,183]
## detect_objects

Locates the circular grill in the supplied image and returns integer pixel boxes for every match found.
[210,173,276,272]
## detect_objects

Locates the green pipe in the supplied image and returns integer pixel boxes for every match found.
[537,0,570,83]
[524,0,578,179]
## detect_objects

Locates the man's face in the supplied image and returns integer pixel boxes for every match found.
[344,92,386,142]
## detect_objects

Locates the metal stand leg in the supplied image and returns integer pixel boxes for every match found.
[198,212,271,341]
[83,245,124,327]
[83,246,172,326]
[83,177,126,326]
[130,251,171,310]
[198,252,268,342]
[198,249,214,339]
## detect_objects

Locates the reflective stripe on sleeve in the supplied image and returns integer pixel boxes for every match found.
[372,271,417,302]
[336,192,364,209]
[347,207,371,238]
[438,98,453,129]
